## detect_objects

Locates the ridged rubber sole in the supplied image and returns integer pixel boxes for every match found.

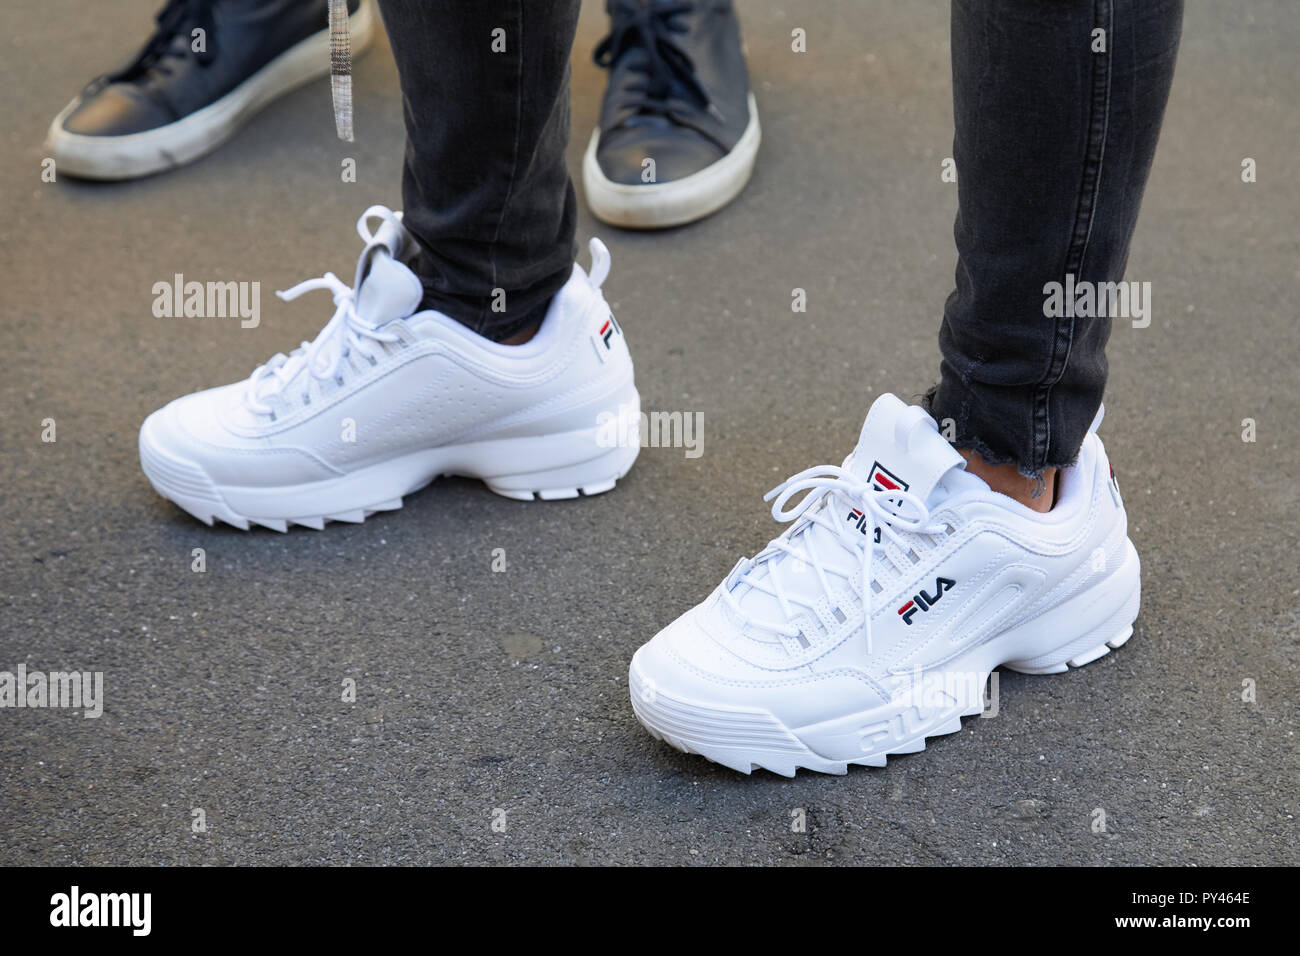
[139,419,641,532]
[630,541,1141,777]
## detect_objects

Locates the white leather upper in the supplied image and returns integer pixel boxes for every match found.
[142,219,634,491]
[634,395,1129,725]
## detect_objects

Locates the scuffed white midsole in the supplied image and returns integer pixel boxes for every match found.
[47,0,375,179]
[582,93,761,229]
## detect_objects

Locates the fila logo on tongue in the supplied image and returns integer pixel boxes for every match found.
[866,462,907,493]
[845,462,910,542]
[850,461,959,623]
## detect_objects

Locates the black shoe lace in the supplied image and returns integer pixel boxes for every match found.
[594,0,715,118]
[109,0,217,82]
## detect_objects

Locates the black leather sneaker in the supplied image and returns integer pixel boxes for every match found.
[584,0,760,229]
[46,0,374,180]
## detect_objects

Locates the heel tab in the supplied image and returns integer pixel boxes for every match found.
[587,237,611,290]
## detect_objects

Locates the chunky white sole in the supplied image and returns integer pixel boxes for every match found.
[46,0,375,180]
[582,93,761,229]
[630,539,1141,777]
[139,387,642,531]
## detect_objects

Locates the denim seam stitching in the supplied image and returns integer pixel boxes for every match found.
[478,0,526,336]
[1032,0,1113,472]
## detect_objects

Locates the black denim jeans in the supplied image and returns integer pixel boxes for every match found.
[376,0,581,341]
[374,0,1181,468]
[927,0,1183,476]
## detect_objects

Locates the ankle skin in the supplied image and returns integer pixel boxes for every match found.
[959,450,1057,513]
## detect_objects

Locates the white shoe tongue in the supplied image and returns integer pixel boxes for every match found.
[354,248,423,328]
[727,394,966,632]
[847,393,965,506]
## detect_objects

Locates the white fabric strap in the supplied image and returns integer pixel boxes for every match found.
[328,0,353,142]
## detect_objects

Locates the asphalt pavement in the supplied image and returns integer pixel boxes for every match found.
[1,0,1296,865]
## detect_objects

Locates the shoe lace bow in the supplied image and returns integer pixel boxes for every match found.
[242,206,404,416]
[724,465,945,651]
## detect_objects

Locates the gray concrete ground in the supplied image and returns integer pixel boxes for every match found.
[1,0,1296,866]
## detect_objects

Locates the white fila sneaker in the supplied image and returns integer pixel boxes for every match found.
[630,393,1140,776]
[139,206,640,530]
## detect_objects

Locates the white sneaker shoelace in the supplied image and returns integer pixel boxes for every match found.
[242,205,405,417]
[724,465,949,651]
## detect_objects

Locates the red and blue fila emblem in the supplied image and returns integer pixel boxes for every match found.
[866,462,908,493]
[599,314,622,349]
[847,507,868,533]
[897,577,957,625]
[846,507,882,543]
[845,463,909,542]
